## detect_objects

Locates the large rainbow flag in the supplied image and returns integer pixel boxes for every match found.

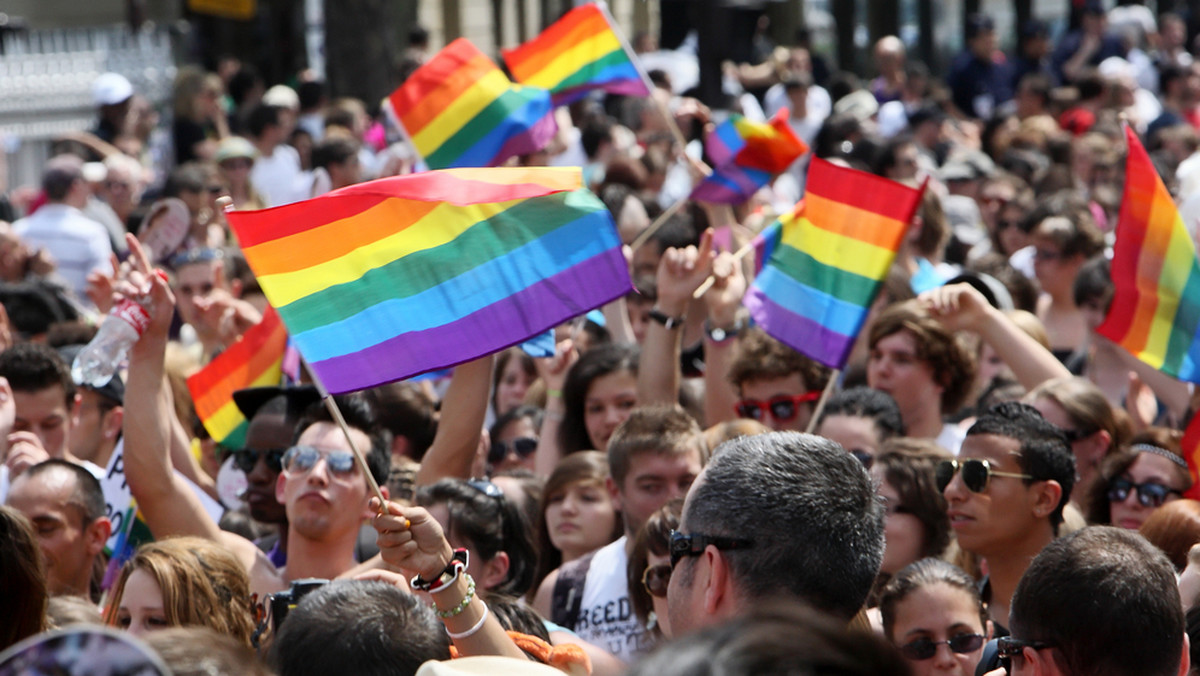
[226,168,631,394]
[692,110,808,204]
[1096,126,1200,382]
[502,2,651,105]
[187,306,288,448]
[745,158,924,369]
[388,38,556,169]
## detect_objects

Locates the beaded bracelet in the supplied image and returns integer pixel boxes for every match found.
[433,574,476,619]
[446,601,490,640]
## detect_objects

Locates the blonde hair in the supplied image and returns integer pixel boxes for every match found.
[104,537,255,646]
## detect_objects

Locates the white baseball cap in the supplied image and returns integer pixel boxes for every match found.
[92,72,134,106]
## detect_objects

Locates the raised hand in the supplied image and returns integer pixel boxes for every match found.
[5,431,50,478]
[919,282,994,333]
[370,497,455,581]
[704,250,747,326]
[655,228,715,317]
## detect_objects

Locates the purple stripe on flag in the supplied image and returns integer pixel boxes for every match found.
[311,248,632,392]
[493,109,559,164]
[744,285,856,369]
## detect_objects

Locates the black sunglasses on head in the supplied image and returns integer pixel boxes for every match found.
[231,448,287,474]
[669,530,754,568]
[1107,477,1181,508]
[899,633,985,660]
[936,458,1032,493]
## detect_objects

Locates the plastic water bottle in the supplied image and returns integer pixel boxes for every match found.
[71,297,152,388]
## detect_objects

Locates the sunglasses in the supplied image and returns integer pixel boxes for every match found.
[996,636,1053,669]
[734,392,820,423]
[899,634,986,660]
[1107,477,1181,508]
[231,448,287,474]
[642,562,671,598]
[850,449,874,470]
[669,530,754,569]
[1033,248,1067,262]
[1060,426,1096,443]
[488,436,538,465]
[936,458,1033,493]
[282,446,358,478]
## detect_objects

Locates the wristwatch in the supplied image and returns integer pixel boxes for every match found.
[648,307,685,330]
[704,317,745,343]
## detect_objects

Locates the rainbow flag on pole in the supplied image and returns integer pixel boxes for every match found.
[745,158,924,369]
[1096,126,1200,382]
[691,110,809,204]
[388,38,556,169]
[502,2,651,105]
[227,168,631,394]
[187,306,288,448]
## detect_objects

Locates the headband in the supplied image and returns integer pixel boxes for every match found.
[1131,443,1189,471]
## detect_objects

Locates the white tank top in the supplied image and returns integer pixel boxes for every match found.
[572,536,651,663]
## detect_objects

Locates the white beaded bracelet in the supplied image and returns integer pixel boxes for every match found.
[445,601,490,640]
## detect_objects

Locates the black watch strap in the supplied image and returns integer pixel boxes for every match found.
[648,308,685,330]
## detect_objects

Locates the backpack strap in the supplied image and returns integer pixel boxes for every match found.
[550,550,595,630]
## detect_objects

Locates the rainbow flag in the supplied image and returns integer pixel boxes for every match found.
[187,307,288,448]
[745,158,924,369]
[502,2,651,105]
[1096,127,1200,382]
[692,111,808,204]
[226,168,631,394]
[1182,413,1200,499]
[388,38,556,169]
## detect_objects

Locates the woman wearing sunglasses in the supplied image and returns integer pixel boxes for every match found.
[1025,376,1126,508]
[488,405,544,474]
[879,558,991,676]
[626,500,682,645]
[1084,427,1192,530]
[530,451,622,598]
[415,479,537,598]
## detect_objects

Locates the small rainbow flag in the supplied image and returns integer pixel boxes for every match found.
[692,110,808,204]
[745,158,924,368]
[502,2,651,105]
[1096,126,1200,382]
[227,168,631,394]
[388,38,556,169]
[187,306,288,448]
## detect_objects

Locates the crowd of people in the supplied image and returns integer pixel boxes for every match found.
[4,2,1200,674]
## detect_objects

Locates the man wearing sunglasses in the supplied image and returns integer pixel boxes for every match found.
[229,385,320,568]
[728,329,831,432]
[666,431,883,636]
[273,395,391,581]
[997,526,1187,676]
[941,402,1075,630]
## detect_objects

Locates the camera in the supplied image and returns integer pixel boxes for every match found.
[269,578,328,632]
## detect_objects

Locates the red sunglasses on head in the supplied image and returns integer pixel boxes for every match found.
[734,392,820,423]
